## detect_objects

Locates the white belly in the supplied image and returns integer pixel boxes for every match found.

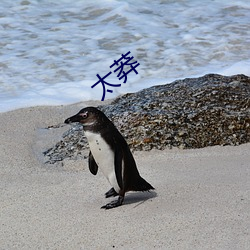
[85,131,120,193]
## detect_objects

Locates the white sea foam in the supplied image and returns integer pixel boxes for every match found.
[0,0,249,112]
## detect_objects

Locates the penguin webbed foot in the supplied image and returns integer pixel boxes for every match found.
[101,196,124,209]
[105,187,118,198]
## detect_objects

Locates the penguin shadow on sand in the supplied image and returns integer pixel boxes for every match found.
[120,190,157,208]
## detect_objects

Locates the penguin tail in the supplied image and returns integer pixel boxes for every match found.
[131,176,154,192]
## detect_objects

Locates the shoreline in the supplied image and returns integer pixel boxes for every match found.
[0,102,249,249]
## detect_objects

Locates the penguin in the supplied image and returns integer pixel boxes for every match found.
[64,107,154,209]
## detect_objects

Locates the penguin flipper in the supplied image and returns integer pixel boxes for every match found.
[88,151,98,175]
[114,146,124,190]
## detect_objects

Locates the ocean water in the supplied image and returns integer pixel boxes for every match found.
[0,0,250,112]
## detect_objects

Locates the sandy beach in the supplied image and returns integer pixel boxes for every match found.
[0,102,249,249]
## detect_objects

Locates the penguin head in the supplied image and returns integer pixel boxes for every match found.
[65,107,109,129]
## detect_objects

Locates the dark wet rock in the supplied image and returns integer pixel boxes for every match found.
[44,74,250,163]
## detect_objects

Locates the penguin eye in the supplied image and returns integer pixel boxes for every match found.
[79,112,88,119]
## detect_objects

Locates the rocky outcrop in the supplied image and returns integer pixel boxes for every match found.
[44,74,250,163]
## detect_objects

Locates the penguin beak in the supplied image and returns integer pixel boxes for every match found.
[64,114,81,124]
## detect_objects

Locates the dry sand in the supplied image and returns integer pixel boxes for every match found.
[0,101,249,249]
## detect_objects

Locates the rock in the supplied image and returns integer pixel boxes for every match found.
[43,74,250,164]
